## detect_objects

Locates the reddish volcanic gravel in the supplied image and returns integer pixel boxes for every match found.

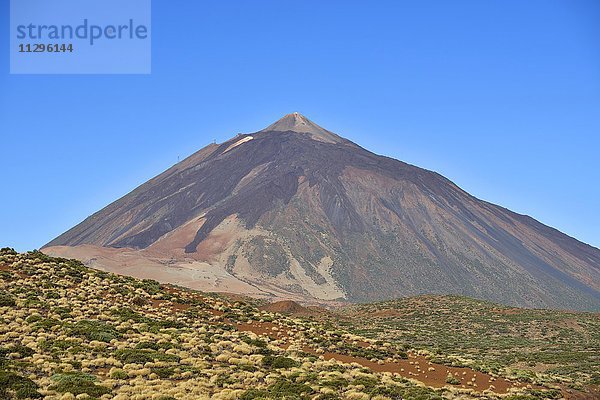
[234,320,526,394]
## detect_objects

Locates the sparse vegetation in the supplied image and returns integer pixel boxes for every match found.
[0,250,583,399]
[338,295,600,389]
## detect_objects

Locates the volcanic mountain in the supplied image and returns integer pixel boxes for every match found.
[44,113,600,310]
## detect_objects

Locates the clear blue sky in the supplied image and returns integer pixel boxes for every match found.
[1,0,599,251]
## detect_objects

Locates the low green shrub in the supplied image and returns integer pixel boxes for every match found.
[352,376,379,389]
[0,248,17,256]
[114,348,180,364]
[25,315,42,324]
[241,336,268,348]
[135,341,174,350]
[240,378,313,400]
[50,372,110,397]
[69,320,120,342]
[1,344,34,359]
[398,386,443,400]
[0,271,14,281]
[134,279,161,295]
[262,355,299,369]
[0,371,42,399]
[33,318,61,332]
[111,307,184,331]
[321,377,349,389]
[39,339,82,354]
[239,389,269,400]
[0,291,16,307]
[109,369,128,379]
[152,367,176,378]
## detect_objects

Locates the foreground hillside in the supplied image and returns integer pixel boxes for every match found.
[0,249,562,400]
[337,297,599,397]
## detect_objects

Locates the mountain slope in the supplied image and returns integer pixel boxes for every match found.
[44,113,600,310]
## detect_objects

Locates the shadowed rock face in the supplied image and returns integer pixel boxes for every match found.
[44,114,600,310]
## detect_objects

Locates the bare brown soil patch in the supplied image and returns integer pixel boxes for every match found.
[556,318,586,333]
[206,308,224,316]
[150,286,225,316]
[259,300,316,316]
[150,298,191,311]
[233,319,523,394]
[235,321,289,341]
[561,384,600,400]
[319,351,522,393]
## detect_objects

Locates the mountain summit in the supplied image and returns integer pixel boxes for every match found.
[44,114,600,310]
[259,112,346,143]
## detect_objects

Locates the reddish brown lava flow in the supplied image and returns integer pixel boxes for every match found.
[234,321,526,394]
